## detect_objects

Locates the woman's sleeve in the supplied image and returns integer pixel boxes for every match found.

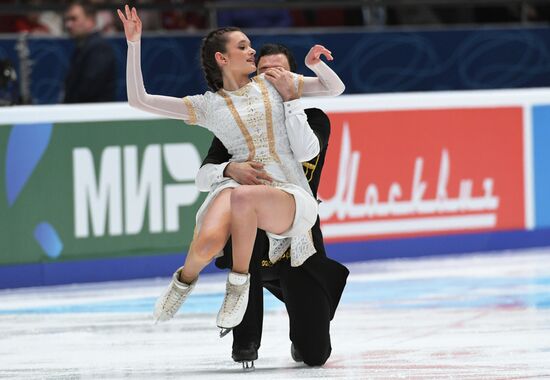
[297,61,345,97]
[126,40,207,125]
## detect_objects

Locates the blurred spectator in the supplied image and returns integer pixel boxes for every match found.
[363,5,386,26]
[13,0,54,34]
[528,5,550,23]
[38,10,64,36]
[90,0,118,34]
[0,0,14,33]
[292,9,342,27]
[427,6,474,25]
[63,0,117,103]
[291,7,364,28]
[14,14,49,34]
[0,0,63,35]
[217,0,292,28]
[160,0,206,31]
[0,59,17,106]
[386,6,442,26]
[1,0,549,36]
[474,5,518,23]
[138,0,163,31]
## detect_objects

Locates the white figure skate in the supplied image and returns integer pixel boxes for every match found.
[216,272,250,337]
[153,267,197,323]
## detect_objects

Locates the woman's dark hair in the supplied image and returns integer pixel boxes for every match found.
[257,43,297,72]
[200,27,241,91]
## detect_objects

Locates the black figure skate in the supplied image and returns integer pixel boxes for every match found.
[291,343,303,363]
[232,342,258,371]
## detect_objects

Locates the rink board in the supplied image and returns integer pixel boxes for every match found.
[1,89,550,287]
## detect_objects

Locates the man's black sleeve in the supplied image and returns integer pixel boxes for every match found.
[201,136,232,167]
[304,108,330,151]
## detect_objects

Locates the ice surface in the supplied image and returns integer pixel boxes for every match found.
[1,249,549,379]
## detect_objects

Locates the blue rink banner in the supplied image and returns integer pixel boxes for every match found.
[532,105,550,229]
[2,89,550,288]
[3,27,550,104]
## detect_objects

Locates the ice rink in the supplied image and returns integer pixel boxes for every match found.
[1,248,549,379]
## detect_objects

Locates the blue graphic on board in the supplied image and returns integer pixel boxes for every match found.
[34,222,63,259]
[532,106,550,228]
[5,123,53,207]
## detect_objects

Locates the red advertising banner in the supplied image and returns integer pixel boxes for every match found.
[319,108,525,242]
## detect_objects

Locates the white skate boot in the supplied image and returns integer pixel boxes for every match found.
[153,267,197,323]
[216,272,250,337]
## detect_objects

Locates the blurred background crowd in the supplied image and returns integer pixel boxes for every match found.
[1,0,550,35]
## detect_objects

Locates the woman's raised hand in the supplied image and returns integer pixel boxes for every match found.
[117,5,142,42]
[305,45,333,66]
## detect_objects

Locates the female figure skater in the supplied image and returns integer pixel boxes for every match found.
[117,5,344,333]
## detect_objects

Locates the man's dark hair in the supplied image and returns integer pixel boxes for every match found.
[67,0,96,18]
[257,43,297,72]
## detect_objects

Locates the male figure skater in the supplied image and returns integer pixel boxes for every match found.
[196,44,349,368]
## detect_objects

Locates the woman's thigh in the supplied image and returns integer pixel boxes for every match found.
[233,185,296,235]
[196,188,233,243]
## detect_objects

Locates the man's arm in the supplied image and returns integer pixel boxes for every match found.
[196,137,272,191]
[199,100,321,189]
[283,99,320,162]
[195,137,231,191]
[202,136,231,166]
[264,68,320,161]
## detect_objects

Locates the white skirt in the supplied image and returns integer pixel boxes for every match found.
[195,179,318,266]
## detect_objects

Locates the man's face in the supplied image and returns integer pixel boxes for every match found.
[65,5,95,39]
[257,53,291,74]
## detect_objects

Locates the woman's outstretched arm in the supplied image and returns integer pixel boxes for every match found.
[301,45,345,97]
[118,5,193,121]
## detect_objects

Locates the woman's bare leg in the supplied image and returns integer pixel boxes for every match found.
[180,189,233,283]
[230,185,296,274]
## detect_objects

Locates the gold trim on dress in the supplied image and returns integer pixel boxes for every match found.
[261,248,291,267]
[218,89,255,161]
[254,77,281,163]
[182,97,197,125]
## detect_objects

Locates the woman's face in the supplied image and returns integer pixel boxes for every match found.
[222,31,256,75]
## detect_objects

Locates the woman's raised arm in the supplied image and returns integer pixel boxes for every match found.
[301,45,345,97]
[118,5,193,121]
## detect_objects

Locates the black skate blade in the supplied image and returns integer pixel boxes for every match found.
[219,327,232,338]
[241,361,255,371]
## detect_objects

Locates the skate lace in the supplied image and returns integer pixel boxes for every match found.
[163,287,186,314]
[222,282,245,313]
